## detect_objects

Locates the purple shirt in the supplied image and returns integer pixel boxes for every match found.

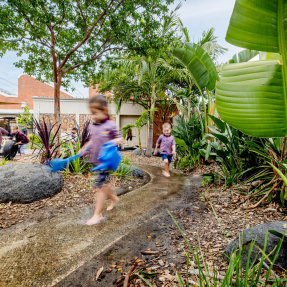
[156,134,175,155]
[0,127,9,144]
[88,120,119,165]
[12,131,30,144]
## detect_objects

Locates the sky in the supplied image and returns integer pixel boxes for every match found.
[0,0,242,98]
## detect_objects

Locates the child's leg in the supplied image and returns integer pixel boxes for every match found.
[19,144,27,161]
[106,186,119,211]
[163,158,170,177]
[86,188,106,225]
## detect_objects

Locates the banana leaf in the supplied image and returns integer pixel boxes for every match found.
[216,0,287,138]
[173,43,219,91]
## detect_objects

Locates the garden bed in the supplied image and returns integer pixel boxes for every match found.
[56,160,287,287]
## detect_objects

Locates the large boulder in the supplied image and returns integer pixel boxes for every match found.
[0,163,63,203]
[224,221,287,269]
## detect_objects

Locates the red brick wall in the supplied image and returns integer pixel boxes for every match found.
[18,75,72,109]
[0,75,73,111]
[0,93,22,110]
[89,83,112,98]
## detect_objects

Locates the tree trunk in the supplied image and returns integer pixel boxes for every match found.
[146,90,156,157]
[138,128,142,154]
[53,75,62,147]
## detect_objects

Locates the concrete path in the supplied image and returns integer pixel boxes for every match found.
[0,164,196,287]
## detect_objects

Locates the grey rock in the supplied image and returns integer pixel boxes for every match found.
[130,166,144,178]
[0,163,63,203]
[121,164,144,178]
[224,221,287,269]
[131,148,145,156]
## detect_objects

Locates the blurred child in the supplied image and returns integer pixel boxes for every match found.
[80,95,122,226]
[69,127,77,145]
[153,123,176,177]
[11,125,30,161]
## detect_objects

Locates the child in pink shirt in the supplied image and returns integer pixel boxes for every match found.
[80,95,122,226]
[153,123,176,177]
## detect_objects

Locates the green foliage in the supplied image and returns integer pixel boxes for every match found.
[16,106,33,128]
[111,162,132,180]
[216,0,287,138]
[0,0,177,89]
[28,133,42,148]
[172,114,206,169]
[64,138,91,174]
[0,157,8,166]
[203,115,258,187]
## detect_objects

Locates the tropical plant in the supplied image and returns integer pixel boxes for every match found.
[215,0,287,206]
[203,115,259,187]
[172,27,221,136]
[64,138,91,174]
[33,118,61,163]
[172,114,206,170]
[216,0,287,138]
[111,162,132,180]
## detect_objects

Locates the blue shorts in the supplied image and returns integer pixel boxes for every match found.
[161,154,173,163]
[93,170,109,188]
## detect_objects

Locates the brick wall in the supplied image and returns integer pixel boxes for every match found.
[0,93,22,110]
[18,75,72,109]
[89,83,112,98]
[0,75,73,111]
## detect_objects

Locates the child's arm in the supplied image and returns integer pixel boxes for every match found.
[153,136,162,155]
[172,136,176,156]
[111,137,122,145]
[79,140,92,154]
[172,144,176,156]
[153,143,159,155]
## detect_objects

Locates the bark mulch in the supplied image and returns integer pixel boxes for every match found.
[56,159,287,287]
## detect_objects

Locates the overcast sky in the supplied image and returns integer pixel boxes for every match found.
[0,0,242,98]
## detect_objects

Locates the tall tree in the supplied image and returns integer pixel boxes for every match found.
[0,0,176,136]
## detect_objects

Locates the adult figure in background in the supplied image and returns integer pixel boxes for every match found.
[11,125,30,161]
[0,127,11,147]
[125,127,133,146]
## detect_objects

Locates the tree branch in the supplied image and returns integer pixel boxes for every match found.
[59,0,117,70]
[75,0,87,35]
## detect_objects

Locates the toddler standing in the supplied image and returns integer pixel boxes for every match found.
[80,95,122,226]
[153,123,176,177]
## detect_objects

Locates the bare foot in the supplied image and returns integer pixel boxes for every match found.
[86,215,104,226]
[107,197,119,211]
[162,170,170,177]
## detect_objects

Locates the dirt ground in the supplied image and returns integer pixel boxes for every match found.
[2,152,287,286]
[0,152,147,231]
[55,155,287,287]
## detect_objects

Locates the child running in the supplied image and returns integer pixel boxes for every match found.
[80,95,122,226]
[153,123,176,177]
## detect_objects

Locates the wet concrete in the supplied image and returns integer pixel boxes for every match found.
[0,164,198,287]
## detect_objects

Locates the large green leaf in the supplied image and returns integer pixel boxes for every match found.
[173,43,219,91]
[216,0,287,138]
[226,0,286,53]
[216,60,286,137]
[229,49,259,63]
